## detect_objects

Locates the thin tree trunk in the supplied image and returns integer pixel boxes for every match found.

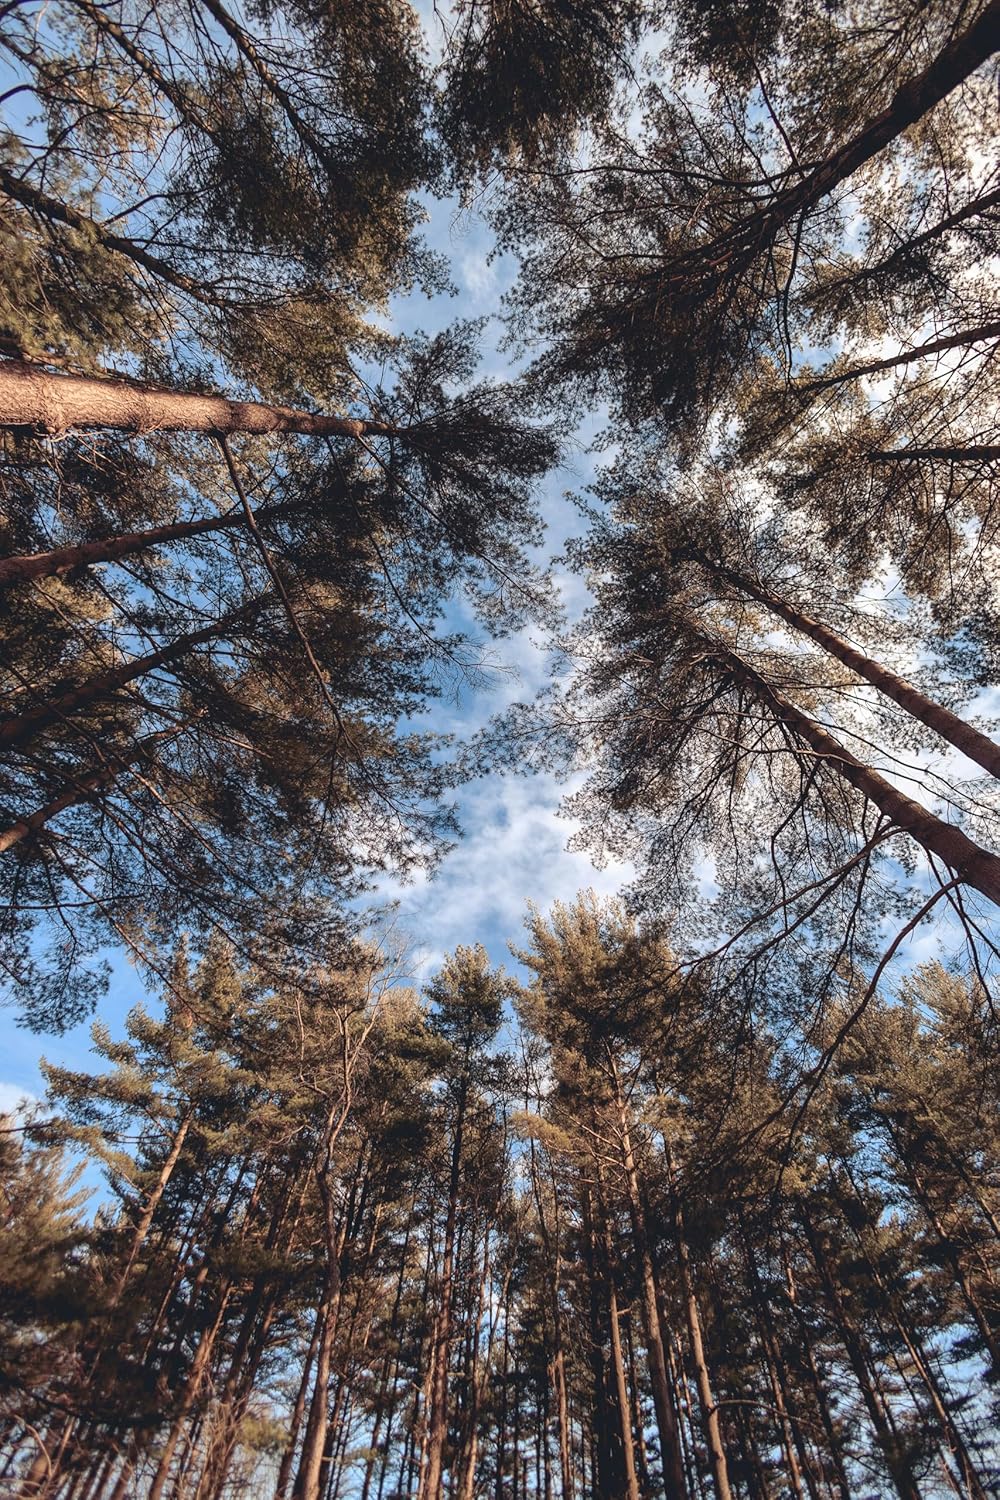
[0,719,195,853]
[794,320,1000,396]
[420,1074,468,1500]
[0,499,299,590]
[275,1309,325,1500]
[0,605,262,753]
[0,169,223,307]
[867,446,1000,464]
[664,1137,732,1500]
[610,1068,688,1498]
[290,1178,344,1500]
[595,1162,641,1500]
[837,1160,989,1500]
[0,360,396,439]
[694,555,1000,781]
[817,186,1000,307]
[800,1206,922,1500]
[781,1242,853,1500]
[146,1286,233,1500]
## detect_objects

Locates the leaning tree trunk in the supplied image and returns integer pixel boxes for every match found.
[794,320,1000,397]
[693,555,1000,781]
[665,0,1000,283]
[0,719,196,854]
[721,645,1000,906]
[0,498,300,591]
[0,598,264,754]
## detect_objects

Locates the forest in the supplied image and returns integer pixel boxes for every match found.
[1,0,999,1496]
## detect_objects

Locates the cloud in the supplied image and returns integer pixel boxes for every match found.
[378,768,633,983]
[0,1080,39,1117]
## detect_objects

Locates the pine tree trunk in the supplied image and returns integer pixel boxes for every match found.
[0,719,195,853]
[663,1137,732,1500]
[796,321,1000,396]
[111,1110,194,1302]
[740,1233,810,1500]
[868,446,1000,464]
[420,1075,468,1500]
[291,1180,344,1500]
[667,0,1000,282]
[580,1178,615,1498]
[275,1307,325,1500]
[800,1207,923,1500]
[0,360,395,440]
[694,556,1000,781]
[597,1168,641,1500]
[721,645,1000,905]
[837,1161,989,1500]
[781,1241,854,1500]
[0,499,299,590]
[0,598,264,754]
[609,1073,688,1498]
[888,1129,1000,1370]
[146,1285,233,1500]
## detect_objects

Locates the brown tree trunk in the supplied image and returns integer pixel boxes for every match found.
[146,1286,233,1500]
[609,1069,687,1498]
[867,446,1000,464]
[819,186,1000,307]
[663,1136,732,1500]
[721,644,1000,906]
[0,718,196,853]
[0,169,222,306]
[0,598,261,754]
[800,1206,923,1500]
[668,0,1000,280]
[291,1158,349,1500]
[0,499,299,590]
[695,556,1000,782]
[420,1076,467,1500]
[596,1164,641,1500]
[795,321,1000,396]
[275,1307,325,1500]
[0,360,396,439]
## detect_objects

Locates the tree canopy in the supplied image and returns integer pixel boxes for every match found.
[2,0,1000,1494]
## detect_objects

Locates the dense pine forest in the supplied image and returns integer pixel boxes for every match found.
[1,0,999,1495]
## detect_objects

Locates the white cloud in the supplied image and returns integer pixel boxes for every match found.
[377,769,633,981]
[0,1080,39,1117]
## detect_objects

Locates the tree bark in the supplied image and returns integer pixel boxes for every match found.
[0,360,397,439]
[609,1067,687,1498]
[694,554,1000,781]
[663,1136,732,1500]
[800,1206,923,1500]
[720,644,1000,906]
[0,499,299,590]
[867,446,1000,464]
[0,718,192,854]
[0,169,222,307]
[666,0,1000,281]
[0,600,262,753]
[794,320,1000,396]
[420,1075,467,1500]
